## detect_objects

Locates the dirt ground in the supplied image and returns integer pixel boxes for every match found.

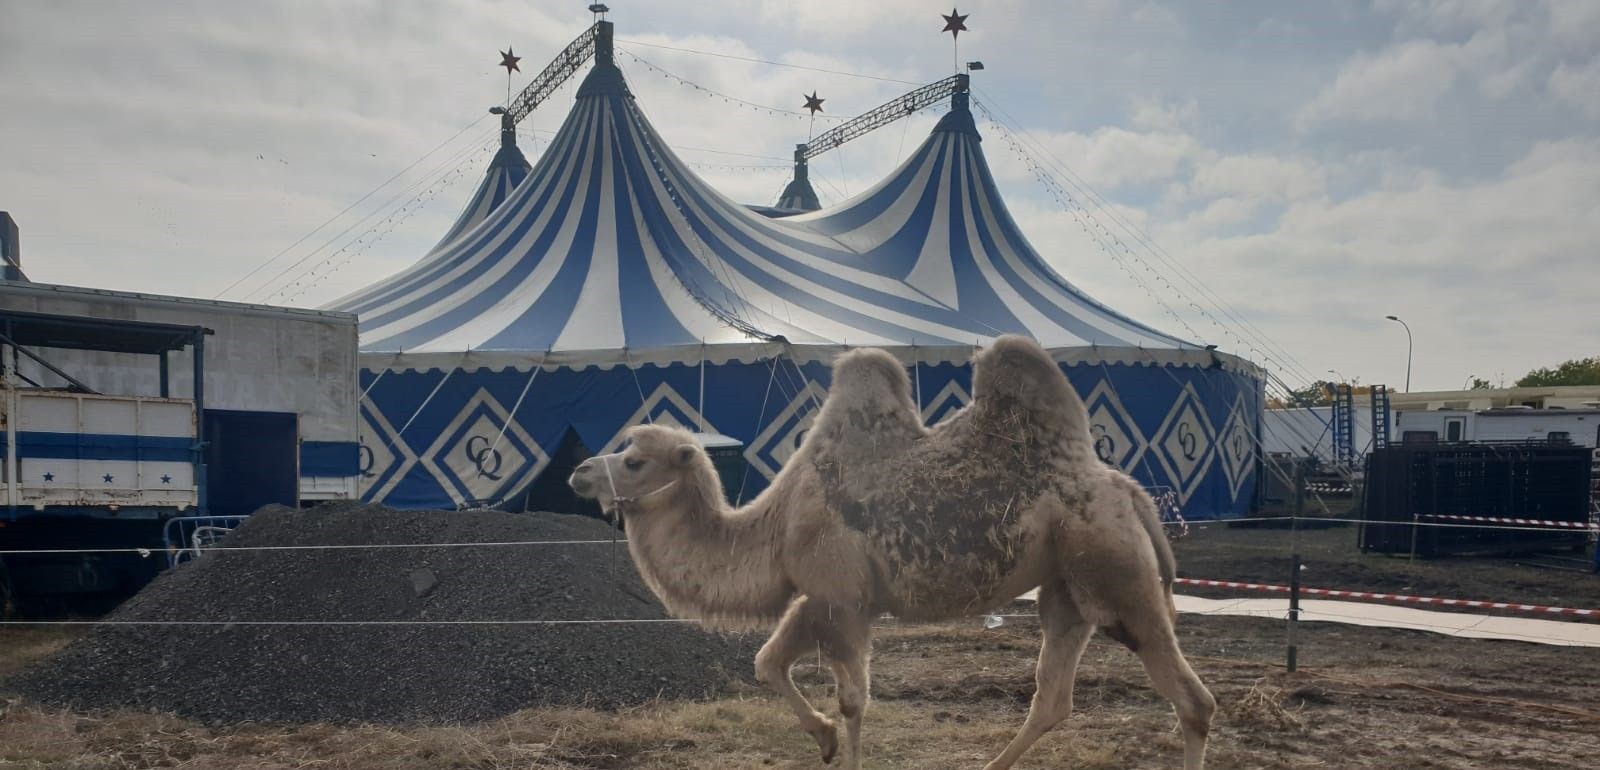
[4,607,1598,769]
[3,521,1595,768]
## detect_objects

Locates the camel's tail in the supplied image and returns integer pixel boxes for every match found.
[1128,479,1178,622]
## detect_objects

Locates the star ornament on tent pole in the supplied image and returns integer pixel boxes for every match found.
[803,91,824,140]
[942,7,968,38]
[941,8,968,73]
[499,48,521,74]
[499,47,521,108]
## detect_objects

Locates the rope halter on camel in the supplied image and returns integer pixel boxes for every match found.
[598,453,679,516]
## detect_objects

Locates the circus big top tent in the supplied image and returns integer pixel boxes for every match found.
[327,21,1264,518]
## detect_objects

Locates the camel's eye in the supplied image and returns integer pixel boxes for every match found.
[624,457,645,471]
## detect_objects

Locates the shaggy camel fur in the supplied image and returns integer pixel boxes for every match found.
[569,335,1215,770]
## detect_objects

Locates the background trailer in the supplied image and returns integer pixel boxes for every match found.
[0,281,359,611]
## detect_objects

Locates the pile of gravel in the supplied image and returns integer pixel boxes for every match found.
[5,503,759,724]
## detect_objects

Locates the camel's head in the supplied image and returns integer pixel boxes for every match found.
[568,424,713,515]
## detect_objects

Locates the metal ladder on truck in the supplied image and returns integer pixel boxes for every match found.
[1332,383,1357,469]
[1369,384,1391,452]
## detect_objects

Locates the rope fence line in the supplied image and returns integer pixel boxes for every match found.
[1244,514,1600,535]
[0,539,629,557]
[0,618,701,627]
[1,513,1593,558]
[1173,578,1599,619]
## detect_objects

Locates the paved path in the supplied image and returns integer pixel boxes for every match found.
[1174,594,1600,648]
[1016,589,1600,647]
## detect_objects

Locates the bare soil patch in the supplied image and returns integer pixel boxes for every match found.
[4,610,1597,769]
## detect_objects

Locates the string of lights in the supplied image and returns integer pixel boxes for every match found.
[974,90,1325,390]
[617,48,849,124]
[243,131,496,304]
[614,38,920,85]
[976,101,1324,410]
[271,145,489,304]
[685,161,791,173]
[215,113,495,301]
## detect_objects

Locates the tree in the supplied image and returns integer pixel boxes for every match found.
[1514,356,1600,387]
[1467,376,1494,390]
[1269,380,1373,408]
[1284,381,1335,407]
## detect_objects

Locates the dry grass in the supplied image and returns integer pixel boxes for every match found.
[1223,676,1305,732]
[5,617,1599,769]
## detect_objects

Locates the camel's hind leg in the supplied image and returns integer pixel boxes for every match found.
[755,597,839,763]
[1128,620,1215,770]
[982,579,1094,770]
[1102,584,1215,770]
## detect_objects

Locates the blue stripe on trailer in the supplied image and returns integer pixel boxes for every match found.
[4,432,194,462]
[300,441,360,476]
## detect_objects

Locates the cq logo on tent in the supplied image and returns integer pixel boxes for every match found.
[357,444,377,478]
[465,435,505,480]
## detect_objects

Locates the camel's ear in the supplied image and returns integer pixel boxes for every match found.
[670,443,698,467]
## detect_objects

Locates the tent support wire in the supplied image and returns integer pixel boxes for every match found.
[485,353,547,465]
[622,348,650,422]
[396,355,467,437]
[735,356,783,505]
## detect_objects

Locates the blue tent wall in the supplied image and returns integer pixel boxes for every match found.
[357,359,1261,519]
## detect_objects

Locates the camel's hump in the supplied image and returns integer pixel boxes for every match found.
[971,335,1081,411]
[809,347,923,446]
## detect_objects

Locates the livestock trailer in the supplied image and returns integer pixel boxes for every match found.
[0,281,359,611]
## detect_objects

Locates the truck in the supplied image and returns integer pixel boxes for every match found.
[0,281,360,614]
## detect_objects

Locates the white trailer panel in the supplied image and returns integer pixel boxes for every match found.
[3,389,197,510]
[0,281,359,501]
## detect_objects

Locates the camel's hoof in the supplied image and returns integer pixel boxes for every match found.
[812,719,839,764]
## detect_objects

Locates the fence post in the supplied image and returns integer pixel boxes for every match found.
[1287,551,1301,672]
[1292,461,1307,520]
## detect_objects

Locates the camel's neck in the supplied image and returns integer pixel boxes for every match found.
[622,488,794,630]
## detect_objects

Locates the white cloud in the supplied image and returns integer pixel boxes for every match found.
[1028,127,1204,192]
[1187,154,1326,204]
[1545,0,1600,49]
[1295,39,1467,129]
[1128,95,1200,133]
[1166,138,1600,389]
[1549,56,1600,118]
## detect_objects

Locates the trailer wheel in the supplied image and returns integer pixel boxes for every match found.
[0,558,14,620]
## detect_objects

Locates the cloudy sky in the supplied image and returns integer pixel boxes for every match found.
[2,0,1596,392]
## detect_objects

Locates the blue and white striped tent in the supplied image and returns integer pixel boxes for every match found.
[329,50,1263,517]
[430,123,532,251]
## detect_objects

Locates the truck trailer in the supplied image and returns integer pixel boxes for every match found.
[0,281,359,613]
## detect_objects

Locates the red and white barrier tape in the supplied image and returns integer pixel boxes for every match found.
[1173,578,1599,619]
[1416,514,1598,531]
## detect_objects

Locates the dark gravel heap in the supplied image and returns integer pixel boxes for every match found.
[6,503,759,724]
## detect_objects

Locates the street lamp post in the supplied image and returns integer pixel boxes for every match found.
[1384,315,1412,392]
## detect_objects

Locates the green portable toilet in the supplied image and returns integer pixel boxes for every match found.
[693,433,746,505]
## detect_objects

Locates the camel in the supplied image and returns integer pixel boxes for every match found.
[568,335,1215,770]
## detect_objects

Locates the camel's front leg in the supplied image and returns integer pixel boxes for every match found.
[755,597,839,763]
[820,608,872,770]
[983,579,1094,770]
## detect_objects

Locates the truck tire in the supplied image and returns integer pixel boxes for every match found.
[0,558,15,620]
